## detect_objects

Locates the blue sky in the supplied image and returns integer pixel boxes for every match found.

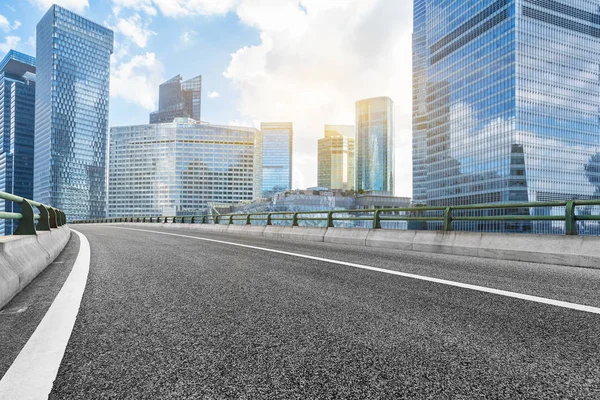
[0,0,414,194]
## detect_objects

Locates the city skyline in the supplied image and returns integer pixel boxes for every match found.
[0,0,414,196]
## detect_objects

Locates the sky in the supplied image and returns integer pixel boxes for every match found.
[0,0,414,197]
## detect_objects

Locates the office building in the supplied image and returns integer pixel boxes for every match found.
[355,97,394,196]
[108,119,262,217]
[34,4,113,221]
[412,1,600,232]
[0,50,36,235]
[261,122,293,197]
[149,75,202,124]
[318,125,355,190]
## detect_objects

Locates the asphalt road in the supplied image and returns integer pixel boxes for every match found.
[31,225,600,398]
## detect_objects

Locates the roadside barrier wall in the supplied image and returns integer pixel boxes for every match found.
[0,226,70,309]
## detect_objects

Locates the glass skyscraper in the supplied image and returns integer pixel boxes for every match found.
[413,0,600,232]
[108,119,262,217]
[34,5,113,221]
[149,75,202,124]
[0,50,36,235]
[355,97,395,196]
[261,122,293,197]
[318,125,355,190]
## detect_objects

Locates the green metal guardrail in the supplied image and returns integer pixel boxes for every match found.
[0,191,66,235]
[73,199,600,236]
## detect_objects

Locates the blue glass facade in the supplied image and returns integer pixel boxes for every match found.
[149,75,202,124]
[413,0,600,233]
[0,50,36,235]
[261,122,293,197]
[356,97,395,196]
[108,119,262,217]
[34,5,113,221]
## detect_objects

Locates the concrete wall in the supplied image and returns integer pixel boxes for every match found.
[116,222,600,269]
[0,226,70,309]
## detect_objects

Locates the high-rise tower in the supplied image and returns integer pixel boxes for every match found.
[261,122,293,197]
[412,0,600,232]
[34,5,113,221]
[149,74,202,124]
[355,97,394,196]
[0,50,36,234]
[318,125,355,190]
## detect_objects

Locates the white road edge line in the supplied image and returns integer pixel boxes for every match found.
[0,229,90,400]
[111,226,600,315]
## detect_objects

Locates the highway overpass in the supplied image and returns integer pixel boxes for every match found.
[1,224,599,398]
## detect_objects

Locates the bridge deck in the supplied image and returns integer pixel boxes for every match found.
[2,225,599,398]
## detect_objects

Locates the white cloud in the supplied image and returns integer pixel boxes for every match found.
[112,0,156,17]
[207,91,220,99]
[112,0,237,17]
[30,0,89,14]
[114,13,155,48]
[0,14,9,32]
[26,36,35,51]
[180,30,197,45]
[110,52,164,111]
[223,0,413,195]
[0,14,19,32]
[0,35,20,53]
[152,0,238,17]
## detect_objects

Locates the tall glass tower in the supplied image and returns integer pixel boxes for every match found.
[149,74,202,124]
[413,0,600,233]
[355,97,394,196]
[0,50,36,235]
[261,122,293,197]
[318,125,355,190]
[34,5,113,221]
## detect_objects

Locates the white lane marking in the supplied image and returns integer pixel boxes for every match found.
[110,226,600,315]
[0,230,90,399]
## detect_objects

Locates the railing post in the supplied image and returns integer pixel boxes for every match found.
[267,213,272,226]
[373,210,381,229]
[202,215,207,224]
[229,215,234,224]
[444,207,453,232]
[49,208,58,228]
[565,201,577,235]
[172,216,177,223]
[181,217,185,224]
[36,204,51,231]
[14,199,36,235]
[292,212,299,227]
[246,214,251,225]
[327,211,334,228]
[191,216,195,224]
[214,215,219,225]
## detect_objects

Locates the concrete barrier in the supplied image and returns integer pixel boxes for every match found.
[324,228,368,246]
[109,222,600,269]
[0,226,70,309]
